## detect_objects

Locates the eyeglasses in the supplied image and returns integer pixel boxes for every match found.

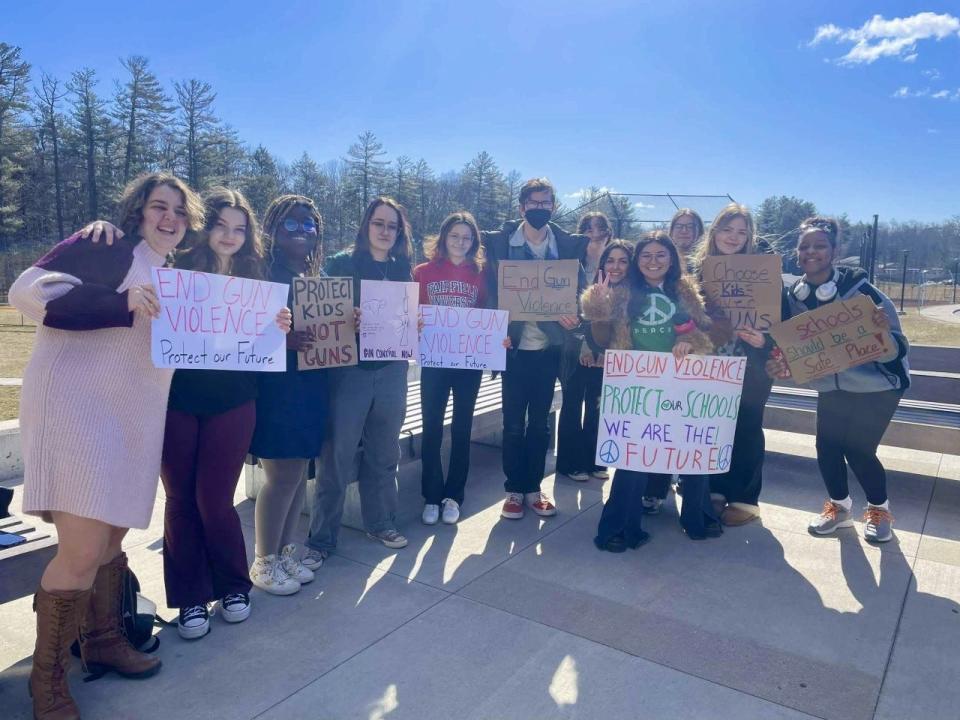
[446,233,474,245]
[672,223,696,233]
[524,200,555,210]
[282,218,318,234]
[639,252,669,263]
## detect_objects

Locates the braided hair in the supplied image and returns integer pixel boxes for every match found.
[262,194,324,274]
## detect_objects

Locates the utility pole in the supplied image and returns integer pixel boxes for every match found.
[899,250,909,315]
[868,214,879,284]
[953,258,958,305]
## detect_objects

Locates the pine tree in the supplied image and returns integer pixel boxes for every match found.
[241,145,284,218]
[35,74,67,240]
[114,56,173,183]
[345,131,388,214]
[0,43,31,243]
[174,79,217,188]
[67,68,112,219]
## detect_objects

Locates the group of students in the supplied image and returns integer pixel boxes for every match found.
[11,173,909,720]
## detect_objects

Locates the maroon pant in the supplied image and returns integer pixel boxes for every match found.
[161,402,255,608]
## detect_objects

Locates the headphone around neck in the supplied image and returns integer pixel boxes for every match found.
[791,267,840,303]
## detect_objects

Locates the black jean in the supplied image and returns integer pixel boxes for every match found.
[502,348,560,493]
[710,358,773,506]
[556,364,604,474]
[420,367,483,506]
[596,471,718,542]
[815,388,903,506]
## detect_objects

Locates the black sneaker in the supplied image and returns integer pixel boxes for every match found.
[218,593,251,623]
[178,605,210,640]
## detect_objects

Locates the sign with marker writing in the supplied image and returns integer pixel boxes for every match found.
[151,267,287,371]
[359,280,419,361]
[292,276,357,369]
[768,294,894,384]
[596,350,745,474]
[419,305,508,371]
[700,254,782,330]
[497,259,579,321]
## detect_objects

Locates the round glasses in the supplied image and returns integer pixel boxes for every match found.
[282,218,318,234]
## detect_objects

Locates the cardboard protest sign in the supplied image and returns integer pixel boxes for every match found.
[596,350,746,475]
[291,276,357,369]
[419,305,508,371]
[151,267,287,371]
[700,254,782,330]
[359,280,419,362]
[497,259,579,321]
[768,294,894,385]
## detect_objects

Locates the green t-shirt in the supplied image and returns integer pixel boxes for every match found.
[630,289,677,352]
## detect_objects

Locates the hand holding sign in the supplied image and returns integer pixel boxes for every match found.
[768,294,894,384]
[700,255,782,331]
[498,259,579,321]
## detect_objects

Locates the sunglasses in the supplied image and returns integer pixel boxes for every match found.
[282,218,318,234]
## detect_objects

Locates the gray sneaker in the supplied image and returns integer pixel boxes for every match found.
[367,528,408,549]
[863,506,894,543]
[808,500,854,535]
[301,548,328,571]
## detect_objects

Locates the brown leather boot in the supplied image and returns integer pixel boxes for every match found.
[29,586,89,720]
[79,553,161,679]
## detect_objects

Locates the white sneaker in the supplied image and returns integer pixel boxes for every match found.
[177,604,210,640]
[250,554,300,596]
[217,593,251,623]
[590,469,609,480]
[301,548,328,571]
[566,471,590,482]
[422,503,440,525]
[441,499,460,524]
[280,544,315,584]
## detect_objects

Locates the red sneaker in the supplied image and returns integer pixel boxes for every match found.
[525,492,557,517]
[502,493,525,519]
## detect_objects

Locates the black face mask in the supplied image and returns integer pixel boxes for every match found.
[524,208,551,230]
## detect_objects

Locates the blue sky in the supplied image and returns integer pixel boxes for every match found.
[5,1,959,223]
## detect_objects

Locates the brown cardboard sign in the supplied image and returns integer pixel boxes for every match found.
[768,294,894,384]
[497,259,579,321]
[700,254,783,331]
[291,276,357,369]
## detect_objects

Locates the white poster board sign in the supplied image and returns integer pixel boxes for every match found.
[359,280,419,362]
[595,350,746,474]
[419,305,508,371]
[151,267,287,371]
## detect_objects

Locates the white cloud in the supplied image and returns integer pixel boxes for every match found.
[810,12,960,65]
[565,186,617,201]
[633,201,655,211]
[892,86,960,100]
[927,128,940,134]
[922,68,941,80]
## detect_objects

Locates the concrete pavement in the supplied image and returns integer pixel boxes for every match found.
[1,430,958,720]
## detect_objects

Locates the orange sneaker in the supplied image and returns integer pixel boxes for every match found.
[525,492,557,517]
[501,493,524,520]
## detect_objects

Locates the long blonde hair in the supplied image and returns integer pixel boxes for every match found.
[695,203,756,269]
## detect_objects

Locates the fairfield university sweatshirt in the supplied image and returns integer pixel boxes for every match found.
[413,258,488,309]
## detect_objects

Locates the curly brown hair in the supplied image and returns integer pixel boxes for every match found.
[175,187,265,279]
[114,172,204,242]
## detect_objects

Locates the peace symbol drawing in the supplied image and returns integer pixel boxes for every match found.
[598,439,620,464]
[636,294,676,326]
